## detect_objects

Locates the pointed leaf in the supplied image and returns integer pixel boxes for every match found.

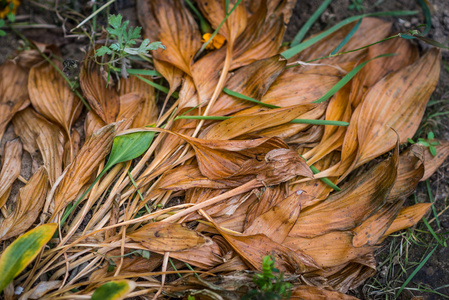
[91,280,136,300]
[0,223,57,293]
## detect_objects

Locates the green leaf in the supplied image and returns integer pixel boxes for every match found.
[428,131,435,140]
[91,280,136,300]
[417,0,432,35]
[331,18,362,55]
[291,0,333,46]
[96,46,113,56]
[108,14,123,29]
[430,141,440,146]
[110,43,121,52]
[408,138,415,144]
[418,141,430,147]
[6,12,15,23]
[0,224,58,293]
[0,19,5,26]
[0,30,6,37]
[104,130,156,171]
[146,41,166,51]
[429,146,437,157]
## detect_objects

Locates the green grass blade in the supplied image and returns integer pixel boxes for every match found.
[282,10,417,59]
[134,74,179,98]
[223,88,280,109]
[417,0,432,35]
[312,53,395,104]
[309,165,341,191]
[331,18,362,55]
[395,245,438,298]
[426,180,441,229]
[290,0,333,47]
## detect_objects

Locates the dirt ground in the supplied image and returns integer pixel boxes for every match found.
[0,0,448,299]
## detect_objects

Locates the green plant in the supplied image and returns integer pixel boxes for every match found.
[95,14,165,78]
[408,131,439,156]
[349,0,365,12]
[242,256,292,300]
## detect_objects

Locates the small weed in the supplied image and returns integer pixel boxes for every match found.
[408,131,439,156]
[349,0,365,12]
[242,256,292,300]
[95,14,165,79]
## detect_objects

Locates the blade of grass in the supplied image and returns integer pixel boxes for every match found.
[134,74,179,98]
[111,66,161,77]
[417,0,432,35]
[175,115,348,126]
[413,193,446,247]
[395,244,438,298]
[426,180,441,229]
[330,18,362,55]
[185,0,212,33]
[168,258,182,278]
[312,54,396,103]
[127,170,151,214]
[222,88,280,109]
[290,0,333,47]
[281,10,417,59]
[298,154,340,191]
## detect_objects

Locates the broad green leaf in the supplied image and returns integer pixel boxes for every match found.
[0,223,57,293]
[91,280,136,300]
[104,130,156,171]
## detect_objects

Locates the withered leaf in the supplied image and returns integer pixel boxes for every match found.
[290,147,398,238]
[0,168,48,241]
[290,285,359,300]
[28,61,82,136]
[0,139,22,208]
[13,108,64,186]
[0,61,30,142]
[80,57,120,124]
[420,140,449,181]
[52,123,116,215]
[137,0,201,75]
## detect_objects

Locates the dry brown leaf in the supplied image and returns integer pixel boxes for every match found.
[153,59,183,96]
[63,129,81,169]
[128,222,223,269]
[420,140,449,181]
[137,0,201,75]
[79,57,120,124]
[354,48,440,168]
[197,0,247,47]
[28,61,82,137]
[0,167,48,241]
[13,108,65,185]
[52,123,116,215]
[290,285,359,300]
[12,41,59,69]
[84,110,105,139]
[284,231,374,269]
[381,203,432,240]
[208,55,286,116]
[0,61,30,142]
[116,92,144,131]
[119,75,158,127]
[244,191,304,244]
[0,139,22,208]
[204,104,317,140]
[290,147,398,238]
[350,36,419,108]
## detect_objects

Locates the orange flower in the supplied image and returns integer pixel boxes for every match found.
[0,0,20,19]
[201,32,226,50]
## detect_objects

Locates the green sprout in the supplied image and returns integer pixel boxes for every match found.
[408,131,439,156]
[95,14,165,78]
[349,0,365,12]
[242,255,292,300]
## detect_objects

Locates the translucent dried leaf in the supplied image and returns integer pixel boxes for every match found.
[80,58,120,124]
[28,61,82,136]
[13,108,64,185]
[0,168,48,241]
[0,61,30,141]
[0,139,22,207]
[290,285,359,300]
[137,0,201,74]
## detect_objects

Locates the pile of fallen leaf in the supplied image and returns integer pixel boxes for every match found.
[0,0,448,299]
